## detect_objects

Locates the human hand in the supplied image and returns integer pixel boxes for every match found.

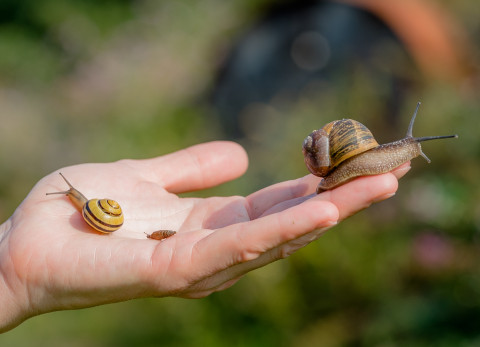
[0,141,408,332]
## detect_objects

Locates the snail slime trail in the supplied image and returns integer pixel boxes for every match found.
[302,102,458,193]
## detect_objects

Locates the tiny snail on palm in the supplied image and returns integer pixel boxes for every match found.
[302,102,458,193]
[144,230,176,240]
[46,173,124,233]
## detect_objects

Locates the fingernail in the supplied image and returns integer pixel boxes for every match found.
[318,221,338,232]
[302,222,338,243]
[373,192,396,203]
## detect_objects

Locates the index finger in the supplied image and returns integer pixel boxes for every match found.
[129,141,249,194]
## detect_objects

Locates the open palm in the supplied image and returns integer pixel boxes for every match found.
[0,141,406,332]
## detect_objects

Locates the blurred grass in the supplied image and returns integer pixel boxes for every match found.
[1,0,480,346]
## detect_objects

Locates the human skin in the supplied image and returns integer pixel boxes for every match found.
[0,141,408,332]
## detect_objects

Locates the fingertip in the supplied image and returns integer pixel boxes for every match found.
[191,141,249,180]
[371,173,399,202]
[379,171,399,193]
[358,173,399,197]
[319,172,401,220]
[222,141,249,176]
[293,198,340,230]
[153,141,249,193]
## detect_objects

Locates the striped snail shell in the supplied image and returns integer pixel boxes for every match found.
[46,173,124,233]
[302,102,458,193]
[302,118,379,177]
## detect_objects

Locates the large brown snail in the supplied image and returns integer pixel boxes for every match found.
[302,102,458,193]
[46,173,176,239]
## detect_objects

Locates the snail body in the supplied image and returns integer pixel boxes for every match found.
[302,102,458,193]
[46,173,124,233]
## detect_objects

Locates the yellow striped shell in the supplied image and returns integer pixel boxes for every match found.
[302,119,379,177]
[82,198,124,233]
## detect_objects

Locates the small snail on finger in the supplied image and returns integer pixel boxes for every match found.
[302,102,458,193]
[46,173,124,233]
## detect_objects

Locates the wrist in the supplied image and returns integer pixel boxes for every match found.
[0,218,31,333]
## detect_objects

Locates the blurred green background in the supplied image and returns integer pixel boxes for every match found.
[1,0,479,345]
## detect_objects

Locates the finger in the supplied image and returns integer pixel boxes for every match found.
[203,224,328,291]
[131,141,249,194]
[256,163,409,218]
[317,172,399,220]
[246,175,319,219]
[257,173,399,218]
[186,222,330,296]
[245,162,410,220]
[192,199,339,279]
[183,199,339,293]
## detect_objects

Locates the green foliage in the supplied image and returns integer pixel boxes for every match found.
[1,0,479,345]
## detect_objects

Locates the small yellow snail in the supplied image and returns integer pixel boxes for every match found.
[46,173,124,233]
[302,102,458,193]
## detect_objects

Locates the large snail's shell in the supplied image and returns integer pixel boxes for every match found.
[302,119,379,177]
[323,119,379,169]
[82,198,124,233]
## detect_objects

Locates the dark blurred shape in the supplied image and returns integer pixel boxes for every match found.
[211,0,413,139]
[211,0,476,139]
